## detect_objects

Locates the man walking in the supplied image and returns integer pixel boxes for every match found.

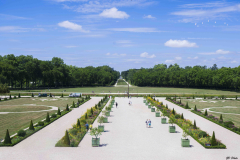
[148,119,151,128]
[85,123,89,131]
[116,102,118,108]
[145,119,148,128]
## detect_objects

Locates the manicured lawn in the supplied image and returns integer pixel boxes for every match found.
[0,97,84,140]
[181,99,240,127]
[117,79,128,85]
[11,86,240,95]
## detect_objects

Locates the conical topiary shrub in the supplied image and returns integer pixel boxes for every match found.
[185,102,189,109]
[18,93,21,98]
[29,120,35,130]
[204,110,208,116]
[193,120,197,129]
[61,93,63,98]
[85,113,88,119]
[166,104,168,109]
[72,101,75,108]
[10,94,12,99]
[180,99,181,104]
[91,107,93,115]
[63,130,70,146]
[211,131,217,146]
[50,93,52,97]
[4,129,12,144]
[194,105,197,111]
[77,119,81,128]
[95,104,98,109]
[46,113,50,123]
[66,104,69,111]
[57,108,61,115]
[220,114,223,121]
[181,113,184,119]
[172,108,175,115]
[31,93,34,97]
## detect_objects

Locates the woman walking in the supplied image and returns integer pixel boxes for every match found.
[145,119,148,128]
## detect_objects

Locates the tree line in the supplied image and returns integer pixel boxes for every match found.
[121,63,240,90]
[0,54,120,89]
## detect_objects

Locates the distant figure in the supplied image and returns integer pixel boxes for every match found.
[148,120,151,128]
[85,123,89,131]
[129,101,131,105]
[116,102,118,108]
[145,119,148,128]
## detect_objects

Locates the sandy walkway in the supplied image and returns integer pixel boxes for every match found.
[0,97,239,160]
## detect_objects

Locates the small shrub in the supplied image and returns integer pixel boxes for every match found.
[17,129,26,137]
[66,104,69,111]
[18,93,21,98]
[80,119,86,124]
[46,113,50,122]
[220,114,223,121]
[211,131,217,146]
[38,121,44,126]
[57,108,61,115]
[50,93,52,97]
[172,108,175,115]
[31,93,34,97]
[180,113,184,119]
[223,121,234,128]
[85,113,88,119]
[204,110,208,116]
[4,129,12,144]
[10,94,12,99]
[51,114,57,118]
[63,130,70,146]
[14,96,16,99]
[69,128,78,136]
[194,105,197,111]
[193,120,197,129]
[175,114,180,119]
[29,120,35,130]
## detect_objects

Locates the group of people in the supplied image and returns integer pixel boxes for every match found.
[145,119,151,128]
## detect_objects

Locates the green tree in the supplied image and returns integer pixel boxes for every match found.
[91,107,93,115]
[194,105,197,111]
[46,113,50,122]
[181,113,184,119]
[77,119,81,128]
[66,104,69,111]
[204,110,208,116]
[193,120,197,129]
[211,131,217,146]
[57,108,61,115]
[172,108,175,115]
[220,114,223,121]
[63,130,70,146]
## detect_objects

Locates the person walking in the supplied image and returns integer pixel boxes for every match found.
[148,119,151,128]
[85,123,89,131]
[116,102,118,108]
[145,119,148,128]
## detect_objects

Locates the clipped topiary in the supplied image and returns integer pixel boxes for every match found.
[172,108,175,115]
[10,94,12,99]
[66,104,69,111]
[72,101,75,108]
[57,108,61,115]
[61,93,63,98]
[17,129,26,137]
[220,114,223,121]
[38,121,44,126]
[18,93,21,98]
[31,93,34,97]
[91,107,93,115]
[204,95,206,99]
[46,113,50,122]
[166,104,168,109]
[211,131,217,146]
[181,113,184,119]
[204,109,208,116]
[85,113,88,119]
[29,120,35,130]
[185,102,189,109]
[63,130,70,146]
[4,129,12,144]
[193,120,197,129]
[194,105,197,111]
[50,93,52,97]
[95,104,98,109]
[51,114,57,118]
[180,99,181,104]
[77,119,81,128]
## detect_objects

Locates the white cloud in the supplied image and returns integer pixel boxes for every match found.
[199,49,230,55]
[0,14,31,20]
[0,26,44,32]
[116,40,131,44]
[143,15,155,19]
[140,52,156,58]
[112,53,118,56]
[108,28,162,32]
[65,46,78,48]
[231,60,237,63]
[164,39,198,48]
[106,53,111,56]
[165,60,174,63]
[175,57,182,60]
[99,7,129,19]
[58,21,89,33]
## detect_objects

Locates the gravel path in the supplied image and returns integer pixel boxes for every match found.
[0,97,239,160]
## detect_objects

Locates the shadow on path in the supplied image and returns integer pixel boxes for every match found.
[99,144,108,147]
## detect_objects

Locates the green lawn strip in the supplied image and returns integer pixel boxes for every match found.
[55,96,110,147]
[0,109,72,146]
[10,86,240,95]
[191,110,240,135]
[0,105,50,112]
[146,97,226,149]
[167,98,240,134]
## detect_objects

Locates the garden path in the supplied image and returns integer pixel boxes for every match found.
[0,97,239,159]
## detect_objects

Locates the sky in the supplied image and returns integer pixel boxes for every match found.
[0,0,240,72]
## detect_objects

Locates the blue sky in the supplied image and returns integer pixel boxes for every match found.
[0,0,240,72]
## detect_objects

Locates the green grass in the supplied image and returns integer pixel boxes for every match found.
[10,86,240,95]
[181,99,240,127]
[117,79,128,85]
[0,105,49,112]
[0,97,84,140]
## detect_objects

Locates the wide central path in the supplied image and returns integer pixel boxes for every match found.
[0,97,239,160]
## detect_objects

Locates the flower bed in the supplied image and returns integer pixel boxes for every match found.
[55,95,110,147]
[146,97,226,149]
